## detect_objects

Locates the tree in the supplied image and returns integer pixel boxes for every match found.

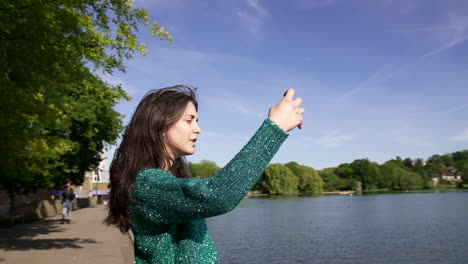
[452,150,468,162]
[318,168,338,191]
[427,154,442,164]
[350,159,382,190]
[403,158,413,168]
[285,162,323,193]
[440,154,455,167]
[424,163,446,174]
[334,163,354,179]
[0,0,173,200]
[380,161,424,190]
[460,162,468,185]
[260,164,299,194]
[189,160,221,179]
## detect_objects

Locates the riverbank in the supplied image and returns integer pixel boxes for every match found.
[246,187,467,198]
[322,191,355,195]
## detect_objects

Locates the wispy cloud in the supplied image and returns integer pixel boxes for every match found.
[317,131,353,147]
[296,0,339,9]
[246,0,268,16]
[206,96,264,118]
[337,14,468,102]
[451,128,468,142]
[394,136,431,147]
[128,47,216,76]
[442,103,468,115]
[421,34,468,58]
[237,0,270,39]
[410,15,468,58]
[134,0,186,9]
[335,61,411,102]
[100,74,140,95]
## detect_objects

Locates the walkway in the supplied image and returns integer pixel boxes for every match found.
[0,205,133,264]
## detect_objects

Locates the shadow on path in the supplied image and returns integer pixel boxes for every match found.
[0,219,66,238]
[3,238,100,251]
[0,218,101,251]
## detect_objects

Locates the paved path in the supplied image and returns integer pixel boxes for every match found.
[0,205,133,264]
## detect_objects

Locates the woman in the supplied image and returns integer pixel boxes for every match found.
[105,85,304,263]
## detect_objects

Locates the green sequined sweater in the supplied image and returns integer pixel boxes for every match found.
[130,119,288,264]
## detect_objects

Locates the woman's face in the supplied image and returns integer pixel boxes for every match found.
[165,101,202,160]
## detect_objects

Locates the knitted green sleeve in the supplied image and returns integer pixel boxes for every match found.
[132,119,288,224]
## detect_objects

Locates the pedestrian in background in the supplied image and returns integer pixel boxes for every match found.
[61,182,75,224]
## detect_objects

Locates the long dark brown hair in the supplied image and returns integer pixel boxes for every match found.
[104,85,198,232]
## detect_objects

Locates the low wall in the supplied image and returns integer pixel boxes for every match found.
[0,195,99,225]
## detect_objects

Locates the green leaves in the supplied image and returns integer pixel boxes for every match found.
[262,164,299,195]
[0,0,171,197]
[189,160,221,179]
[253,163,323,195]
[285,162,323,193]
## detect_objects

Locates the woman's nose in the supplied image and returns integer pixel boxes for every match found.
[194,123,202,134]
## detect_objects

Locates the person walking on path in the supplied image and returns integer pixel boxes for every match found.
[61,182,75,224]
[105,85,305,263]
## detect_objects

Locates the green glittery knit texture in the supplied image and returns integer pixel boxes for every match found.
[130,119,288,264]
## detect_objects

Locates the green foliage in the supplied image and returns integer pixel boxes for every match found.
[380,161,424,190]
[424,163,446,174]
[350,159,383,190]
[460,162,468,184]
[255,149,468,194]
[427,154,442,164]
[319,168,357,191]
[403,158,413,168]
[334,163,354,179]
[260,164,299,194]
[189,160,221,179]
[440,154,455,167]
[318,168,338,191]
[0,0,172,197]
[452,150,468,184]
[452,150,468,162]
[285,162,323,193]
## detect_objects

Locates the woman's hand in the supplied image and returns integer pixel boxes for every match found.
[268,88,305,132]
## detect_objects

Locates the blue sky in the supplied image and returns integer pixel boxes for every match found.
[103,0,468,170]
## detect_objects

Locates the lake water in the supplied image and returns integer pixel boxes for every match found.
[207,191,468,264]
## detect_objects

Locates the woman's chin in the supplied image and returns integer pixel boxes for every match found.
[184,149,196,156]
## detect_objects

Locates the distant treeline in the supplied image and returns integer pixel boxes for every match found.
[189,150,468,194]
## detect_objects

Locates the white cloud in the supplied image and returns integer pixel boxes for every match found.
[317,131,353,147]
[442,103,468,115]
[246,0,268,17]
[100,74,140,95]
[338,14,468,102]
[394,136,431,147]
[134,0,186,9]
[422,34,468,59]
[127,47,216,76]
[237,0,270,39]
[206,96,264,118]
[335,62,408,102]
[451,128,468,142]
[403,15,468,58]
